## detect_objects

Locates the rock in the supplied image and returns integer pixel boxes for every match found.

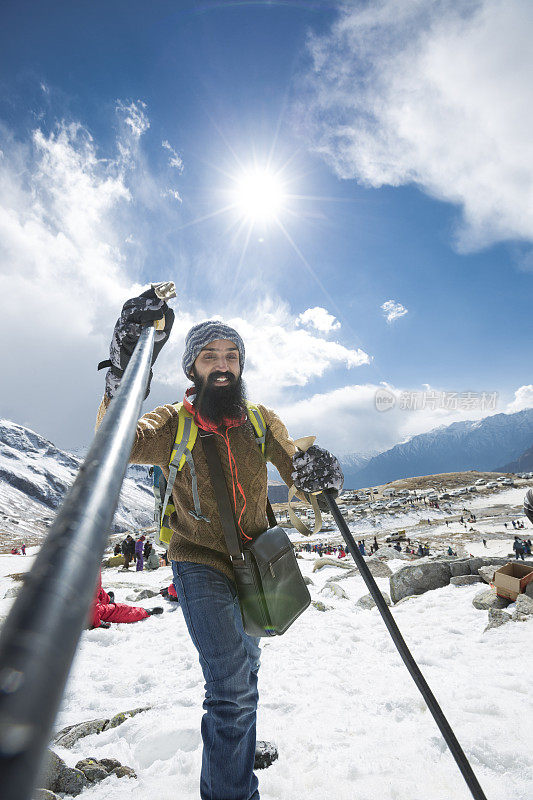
[512,593,533,620]
[33,790,60,800]
[472,589,510,610]
[311,600,329,612]
[449,559,471,577]
[54,707,150,748]
[323,568,358,582]
[54,719,107,748]
[126,588,159,601]
[389,561,452,603]
[39,750,87,797]
[111,766,137,779]
[364,558,392,578]
[312,557,354,572]
[450,575,482,586]
[373,546,411,561]
[303,575,314,586]
[77,764,109,783]
[478,565,499,584]
[356,592,391,610]
[107,707,149,729]
[3,586,19,598]
[254,740,278,770]
[468,556,508,574]
[99,758,122,771]
[321,582,349,599]
[484,608,512,632]
[103,555,125,567]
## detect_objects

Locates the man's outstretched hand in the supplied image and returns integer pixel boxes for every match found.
[103,286,175,399]
[291,444,344,496]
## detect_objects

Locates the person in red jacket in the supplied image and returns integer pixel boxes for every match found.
[89,574,163,629]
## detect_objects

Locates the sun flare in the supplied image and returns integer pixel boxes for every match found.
[232,168,286,223]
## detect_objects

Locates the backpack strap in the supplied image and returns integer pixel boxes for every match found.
[245,402,267,456]
[158,405,209,546]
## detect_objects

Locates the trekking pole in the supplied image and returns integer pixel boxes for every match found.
[322,489,488,800]
[0,286,174,800]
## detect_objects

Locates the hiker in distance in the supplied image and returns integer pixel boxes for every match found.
[96,285,344,800]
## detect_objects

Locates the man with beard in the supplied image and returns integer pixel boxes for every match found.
[96,288,343,800]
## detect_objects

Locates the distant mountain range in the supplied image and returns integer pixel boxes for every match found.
[340,408,533,488]
[497,442,533,474]
[0,419,155,543]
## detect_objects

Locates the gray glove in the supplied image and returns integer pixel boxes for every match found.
[291,445,344,496]
[99,286,174,398]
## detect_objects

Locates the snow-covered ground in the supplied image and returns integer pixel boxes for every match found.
[1,540,532,800]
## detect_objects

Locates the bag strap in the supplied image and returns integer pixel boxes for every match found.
[200,432,244,561]
[200,431,278,559]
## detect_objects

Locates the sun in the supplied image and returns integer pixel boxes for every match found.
[231,168,286,223]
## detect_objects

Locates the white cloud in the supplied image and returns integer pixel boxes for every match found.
[296,306,341,332]
[277,382,501,457]
[506,385,533,413]
[0,108,158,448]
[301,0,533,250]
[162,140,184,171]
[154,299,371,408]
[163,188,183,203]
[116,100,150,139]
[381,299,408,324]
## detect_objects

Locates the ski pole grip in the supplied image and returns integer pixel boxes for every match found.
[151,280,177,332]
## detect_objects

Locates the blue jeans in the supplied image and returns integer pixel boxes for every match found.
[172,561,261,800]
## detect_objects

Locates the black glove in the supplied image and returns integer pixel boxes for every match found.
[291,445,344,496]
[100,287,175,398]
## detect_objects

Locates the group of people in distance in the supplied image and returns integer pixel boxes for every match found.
[113,533,161,570]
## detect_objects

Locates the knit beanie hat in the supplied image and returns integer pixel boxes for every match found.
[182,320,245,378]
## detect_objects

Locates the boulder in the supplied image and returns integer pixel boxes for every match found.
[364,558,392,578]
[311,600,329,612]
[254,740,278,770]
[99,758,122,771]
[356,592,391,610]
[512,594,533,621]
[103,555,125,567]
[484,608,512,632]
[468,556,508,574]
[126,588,159,601]
[472,589,510,611]
[54,707,150,748]
[312,557,354,572]
[389,561,451,603]
[75,759,108,783]
[478,565,499,585]
[373,546,411,561]
[321,582,349,599]
[33,790,60,800]
[111,765,137,779]
[450,575,482,587]
[54,719,107,748]
[449,559,471,577]
[39,750,87,797]
[303,575,314,586]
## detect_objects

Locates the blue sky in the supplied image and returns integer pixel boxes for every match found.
[1,0,533,457]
